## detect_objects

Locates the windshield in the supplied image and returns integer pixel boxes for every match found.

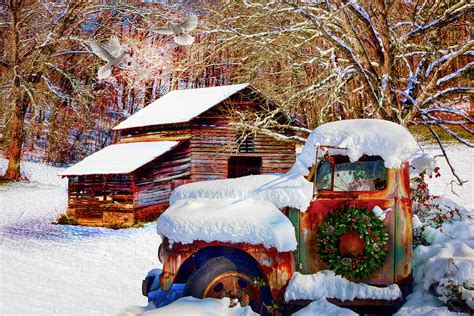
[316,155,387,191]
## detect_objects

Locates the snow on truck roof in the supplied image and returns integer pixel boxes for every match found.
[60,141,179,176]
[291,119,418,176]
[113,83,249,130]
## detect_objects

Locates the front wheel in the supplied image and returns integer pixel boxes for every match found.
[183,256,269,313]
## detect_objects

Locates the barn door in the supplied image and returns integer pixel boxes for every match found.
[228,156,262,178]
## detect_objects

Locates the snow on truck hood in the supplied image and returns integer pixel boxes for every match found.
[156,119,417,251]
[156,198,298,252]
[170,173,313,211]
[158,173,311,252]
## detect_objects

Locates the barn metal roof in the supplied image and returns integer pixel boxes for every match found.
[113,83,249,130]
[59,141,179,176]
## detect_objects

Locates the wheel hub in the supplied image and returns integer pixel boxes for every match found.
[203,272,259,308]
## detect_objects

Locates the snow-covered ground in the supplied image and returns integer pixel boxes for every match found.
[422,146,473,206]
[1,144,473,315]
[0,159,161,315]
[121,297,256,316]
[394,146,474,316]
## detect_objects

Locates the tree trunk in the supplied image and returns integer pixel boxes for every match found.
[2,1,25,181]
[375,0,401,123]
[3,92,28,180]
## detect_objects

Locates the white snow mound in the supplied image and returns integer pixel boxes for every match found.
[413,241,474,292]
[410,153,437,178]
[291,119,417,176]
[292,298,357,316]
[122,296,256,316]
[403,240,474,314]
[422,198,474,245]
[170,173,313,211]
[395,286,462,316]
[156,198,297,252]
[284,271,402,302]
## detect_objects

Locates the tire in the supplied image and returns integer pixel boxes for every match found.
[183,256,271,313]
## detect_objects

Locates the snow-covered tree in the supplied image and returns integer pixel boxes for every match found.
[0,1,197,179]
[203,0,472,183]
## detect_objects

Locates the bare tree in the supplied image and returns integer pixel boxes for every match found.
[0,1,184,179]
[202,0,473,184]
[0,1,87,180]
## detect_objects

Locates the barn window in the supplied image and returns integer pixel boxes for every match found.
[237,133,255,153]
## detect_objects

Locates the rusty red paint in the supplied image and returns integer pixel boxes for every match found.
[394,163,413,282]
[158,160,413,306]
[159,239,294,301]
[297,166,412,286]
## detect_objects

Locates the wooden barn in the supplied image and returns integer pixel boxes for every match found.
[60,84,296,227]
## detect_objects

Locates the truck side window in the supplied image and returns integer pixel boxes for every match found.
[316,159,333,190]
[333,158,387,191]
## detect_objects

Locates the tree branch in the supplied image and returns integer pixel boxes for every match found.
[281,0,382,114]
[0,59,10,68]
[406,2,472,38]
[426,125,467,185]
[230,121,307,144]
[436,61,474,86]
[422,87,474,107]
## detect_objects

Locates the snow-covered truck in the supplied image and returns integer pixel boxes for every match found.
[143,119,417,313]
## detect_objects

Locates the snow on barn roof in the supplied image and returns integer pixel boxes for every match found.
[113,83,249,130]
[59,141,179,176]
[291,119,418,175]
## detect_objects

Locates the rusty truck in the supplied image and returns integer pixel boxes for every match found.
[143,119,415,314]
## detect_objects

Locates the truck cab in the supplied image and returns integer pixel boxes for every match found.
[291,153,413,288]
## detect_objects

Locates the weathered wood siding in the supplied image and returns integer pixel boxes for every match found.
[189,103,295,181]
[67,174,135,226]
[133,141,191,221]
[119,125,191,142]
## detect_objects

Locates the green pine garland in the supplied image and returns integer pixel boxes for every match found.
[317,205,389,279]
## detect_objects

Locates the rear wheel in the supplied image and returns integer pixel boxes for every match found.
[183,256,268,313]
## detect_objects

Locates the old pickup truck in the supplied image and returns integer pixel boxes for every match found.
[143,119,417,314]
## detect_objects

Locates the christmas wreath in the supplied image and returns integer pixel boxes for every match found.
[317,205,389,279]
